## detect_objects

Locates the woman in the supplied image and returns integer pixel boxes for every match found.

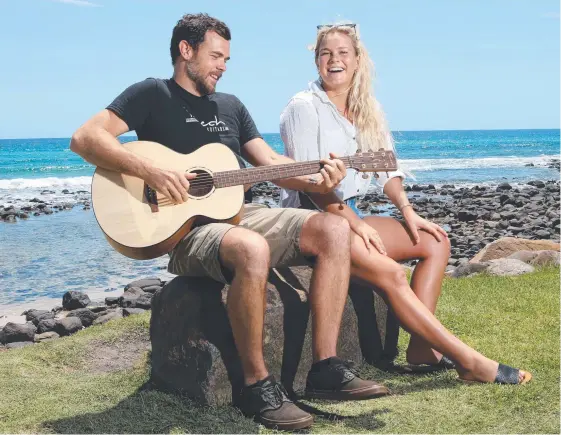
[279,23,531,384]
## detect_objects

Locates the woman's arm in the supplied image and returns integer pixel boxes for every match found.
[383,177,447,244]
[279,98,386,253]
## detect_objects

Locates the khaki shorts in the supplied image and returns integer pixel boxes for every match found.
[168,203,316,283]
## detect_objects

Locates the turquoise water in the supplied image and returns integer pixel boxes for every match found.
[1,130,559,184]
[0,129,559,310]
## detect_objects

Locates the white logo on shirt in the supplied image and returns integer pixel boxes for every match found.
[201,116,229,132]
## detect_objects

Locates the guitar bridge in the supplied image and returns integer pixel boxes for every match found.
[144,183,159,213]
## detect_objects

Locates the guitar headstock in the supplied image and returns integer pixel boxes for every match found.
[348,149,398,172]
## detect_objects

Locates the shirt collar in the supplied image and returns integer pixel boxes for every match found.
[308,79,333,105]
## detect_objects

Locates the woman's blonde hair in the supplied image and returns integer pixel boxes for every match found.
[314,24,394,152]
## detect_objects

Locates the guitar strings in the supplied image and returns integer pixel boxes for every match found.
[181,157,390,188]
[149,153,392,204]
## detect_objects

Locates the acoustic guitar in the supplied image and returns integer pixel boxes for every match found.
[91,141,397,259]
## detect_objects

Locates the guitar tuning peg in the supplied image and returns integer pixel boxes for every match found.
[362,173,369,179]
[374,173,380,179]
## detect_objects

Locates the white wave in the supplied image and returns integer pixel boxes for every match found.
[0,176,92,190]
[400,154,559,171]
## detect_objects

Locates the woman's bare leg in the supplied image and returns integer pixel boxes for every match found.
[362,216,450,364]
[349,230,527,383]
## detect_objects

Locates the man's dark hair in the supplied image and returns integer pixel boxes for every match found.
[170,13,231,65]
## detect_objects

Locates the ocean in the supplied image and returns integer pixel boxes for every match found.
[0,129,559,314]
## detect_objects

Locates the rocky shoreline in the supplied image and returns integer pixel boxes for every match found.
[256,179,561,262]
[1,235,559,352]
[0,188,91,222]
[2,179,560,261]
[0,278,163,350]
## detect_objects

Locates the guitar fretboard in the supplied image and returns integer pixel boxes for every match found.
[213,157,356,188]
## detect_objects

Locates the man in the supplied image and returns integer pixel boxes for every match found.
[70,13,388,431]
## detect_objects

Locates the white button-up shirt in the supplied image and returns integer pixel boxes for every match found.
[279,80,405,208]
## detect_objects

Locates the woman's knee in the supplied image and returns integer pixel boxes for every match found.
[378,266,410,294]
[418,232,451,260]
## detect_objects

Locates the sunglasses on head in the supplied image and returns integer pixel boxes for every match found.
[316,23,357,32]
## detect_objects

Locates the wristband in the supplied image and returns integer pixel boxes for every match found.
[399,203,413,212]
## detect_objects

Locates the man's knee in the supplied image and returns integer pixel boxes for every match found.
[220,228,270,272]
[303,213,350,252]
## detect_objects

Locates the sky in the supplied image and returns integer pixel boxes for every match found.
[0,0,559,138]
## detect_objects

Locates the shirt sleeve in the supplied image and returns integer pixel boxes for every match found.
[280,98,320,162]
[106,78,156,132]
[236,99,262,146]
[375,131,406,188]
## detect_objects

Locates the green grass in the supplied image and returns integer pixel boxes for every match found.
[0,268,558,434]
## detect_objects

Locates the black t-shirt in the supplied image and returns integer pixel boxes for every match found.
[107,78,262,200]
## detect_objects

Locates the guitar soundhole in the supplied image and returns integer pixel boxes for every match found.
[188,169,214,198]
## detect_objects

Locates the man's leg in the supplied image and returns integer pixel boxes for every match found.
[298,213,351,362]
[169,221,313,430]
[219,227,271,385]
[298,212,390,399]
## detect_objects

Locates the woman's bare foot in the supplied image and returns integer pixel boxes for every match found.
[457,357,530,384]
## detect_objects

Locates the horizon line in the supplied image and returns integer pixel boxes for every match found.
[1,127,560,141]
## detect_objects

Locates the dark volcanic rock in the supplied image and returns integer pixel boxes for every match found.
[37,318,57,334]
[54,317,83,336]
[0,322,37,344]
[150,267,397,405]
[66,308,99,327]
[62,291,91,310]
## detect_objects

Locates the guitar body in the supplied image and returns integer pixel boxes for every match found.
[92,141,244,260]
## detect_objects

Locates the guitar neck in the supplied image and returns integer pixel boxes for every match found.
[213,157,354,188]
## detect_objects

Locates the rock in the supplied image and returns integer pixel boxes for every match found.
[54,317,83,336]
[486,259,535,276]
[447,262,490,278]
[89,306,108,314]
[496,183,512,191]
[92,311,123,325]
[34,331,60,342]
[142,285,163,294]
[0,322,37,344]
[457,210,478,222]
[470,237,560,263]
[120,292,153,309]
[527,180,545,188]
[105,297,120,306]
[51,306,63,314]
[62,291,91,310]
[509,250,560,267]
[150,267,397,406]
[37,318,57,333]
[125,278,162,291]
[123,308,146,317]
[123,286,144,297]
[25,309,51,323]
[534,230,551,239]
[66,308,98,327]
[6,341,34,349]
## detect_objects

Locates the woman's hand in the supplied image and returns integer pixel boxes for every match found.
[401,206,448,244]
[350,220,387,256]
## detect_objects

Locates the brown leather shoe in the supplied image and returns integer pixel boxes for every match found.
[236,375,314,430]
[305,357,390,400]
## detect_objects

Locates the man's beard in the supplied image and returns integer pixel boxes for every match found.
[185,62,215,96]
